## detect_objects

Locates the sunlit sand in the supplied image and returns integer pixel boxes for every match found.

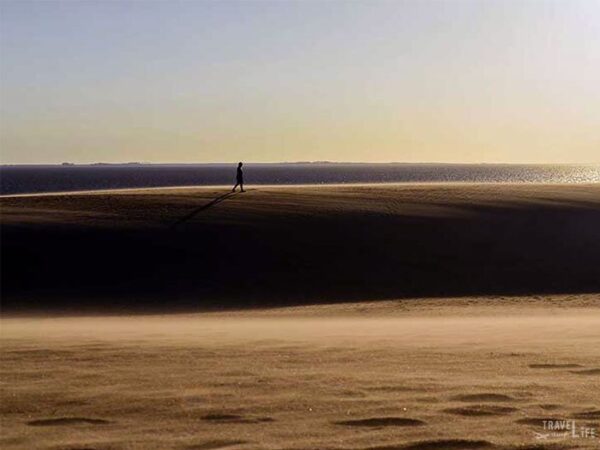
[2,297,600,449]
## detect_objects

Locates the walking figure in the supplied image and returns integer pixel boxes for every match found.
[232,162,245,192]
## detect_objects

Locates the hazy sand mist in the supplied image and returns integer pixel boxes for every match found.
[2,297,600,449]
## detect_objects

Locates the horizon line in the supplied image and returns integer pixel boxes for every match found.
[2,161,600,167]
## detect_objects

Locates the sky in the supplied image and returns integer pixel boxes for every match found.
[0,0,599,164]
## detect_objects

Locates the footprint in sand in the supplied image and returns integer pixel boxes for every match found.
[60,447,100,450]
[572,410,600,420]
[365,386,423,393]
[185,440,247,450]
[538,404,562,410]
[55,400,89,407]
[334,417,425,427]
[515,417,563,427]
[528,363,582,369]
[570,368,600,375]
[27,417,111,426]
[451,393,514,402]
[503,445,574,450]
[517,414,598,434]
[201,414,274,424]
[398,439,493,450]
[443,405,518,416]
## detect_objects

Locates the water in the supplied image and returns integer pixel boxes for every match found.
[1,163,599,195]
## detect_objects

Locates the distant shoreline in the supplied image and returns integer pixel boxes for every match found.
[3,162,600,167]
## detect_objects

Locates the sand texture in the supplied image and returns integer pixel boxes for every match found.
[1,184,600,448]
[1,298,600,449]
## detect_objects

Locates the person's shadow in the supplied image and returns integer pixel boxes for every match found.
[170,191,238,230]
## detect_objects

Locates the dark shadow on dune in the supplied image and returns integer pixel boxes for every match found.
[2,188,600,313]
[171,191,238,229]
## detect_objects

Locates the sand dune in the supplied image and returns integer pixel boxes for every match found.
[1,184,599,448]
[2,183,600,312]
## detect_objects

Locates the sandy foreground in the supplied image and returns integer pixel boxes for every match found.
[1,184,600,448]
[1,297,600,450]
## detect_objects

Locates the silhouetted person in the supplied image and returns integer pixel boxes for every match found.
[232,162,245,192]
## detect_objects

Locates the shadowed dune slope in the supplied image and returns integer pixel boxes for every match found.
[2,184,600,311]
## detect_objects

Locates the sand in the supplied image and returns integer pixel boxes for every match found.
[1,184,600,448]
[2,297,600,449]
[2,184,600,311]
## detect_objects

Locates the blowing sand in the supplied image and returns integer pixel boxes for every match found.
[1,184,600,449]
[2,297,600,449]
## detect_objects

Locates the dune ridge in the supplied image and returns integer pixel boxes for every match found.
[2,183,600,313]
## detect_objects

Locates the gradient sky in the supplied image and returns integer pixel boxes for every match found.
[1,0,599,164]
